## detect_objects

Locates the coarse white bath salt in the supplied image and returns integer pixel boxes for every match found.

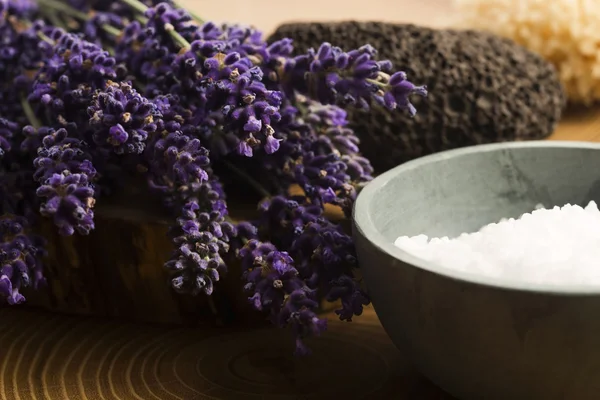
[393,201,600,286]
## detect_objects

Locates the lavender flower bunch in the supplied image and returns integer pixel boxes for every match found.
[0,0,427,355]
[0,216,46,305]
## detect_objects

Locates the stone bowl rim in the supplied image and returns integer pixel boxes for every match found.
[353,140,600,295]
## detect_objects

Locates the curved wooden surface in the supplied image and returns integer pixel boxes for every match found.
[0,306,452,400]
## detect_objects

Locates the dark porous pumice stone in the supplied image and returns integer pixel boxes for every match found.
[269,22,567,172]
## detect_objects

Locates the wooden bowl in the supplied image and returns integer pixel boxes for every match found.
[21,182,341,327]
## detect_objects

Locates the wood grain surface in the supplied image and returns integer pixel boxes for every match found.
[0,306,453,400]
[2,1,600,399]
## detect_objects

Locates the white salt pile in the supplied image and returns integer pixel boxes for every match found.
[394,201,600,286]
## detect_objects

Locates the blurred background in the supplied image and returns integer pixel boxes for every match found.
[178,0,454,34]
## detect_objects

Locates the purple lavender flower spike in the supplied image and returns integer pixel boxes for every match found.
[164,198,235,295]
[144,2,197,37]
[279,290,328,356]
[163,136,210,183]
[29,31,124,128]
[88,81,160,155]
[235,221,258,240]
[36,172,96,236]
[0,268,25,305]
[31,125,97,236]
[238,239,325,355]
[0,216,46,305]
[258,195,321,241]
[293,219,370,321]
[145,96,211,202]
[116,7,286,158]
[281,42,427,113]
[254,195,370,323]
[0,118,16,157]
[384,71,429,115]
[31,125,97,182]
[260,99,373,216]
[82,11,127,46]
[326,275,370,321]
[0,10,56,123]
[184,54,284,157]
[239,241,304,310]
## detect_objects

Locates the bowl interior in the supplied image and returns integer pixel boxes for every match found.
[364,142,600,242]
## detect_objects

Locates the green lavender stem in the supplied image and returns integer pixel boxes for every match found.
[36,30,55,45]
[118,0,149,14]
[41,8,67,30]
[20,97,41,129]
[37,0,120,38]
[366,76,391,89]
[39,0,195,50]
[164,23,190,49]
[119,0,192,49]
[101,24,122,38]
[37,0,89,20]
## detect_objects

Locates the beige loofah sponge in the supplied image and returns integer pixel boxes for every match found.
[453,0,600,105]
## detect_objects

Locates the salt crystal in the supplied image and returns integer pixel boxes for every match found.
[393,201,600,286]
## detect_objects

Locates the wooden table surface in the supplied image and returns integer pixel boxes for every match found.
[2,1,600,399]
[0,306,454,400]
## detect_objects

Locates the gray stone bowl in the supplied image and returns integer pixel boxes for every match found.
[352,141,600,400]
